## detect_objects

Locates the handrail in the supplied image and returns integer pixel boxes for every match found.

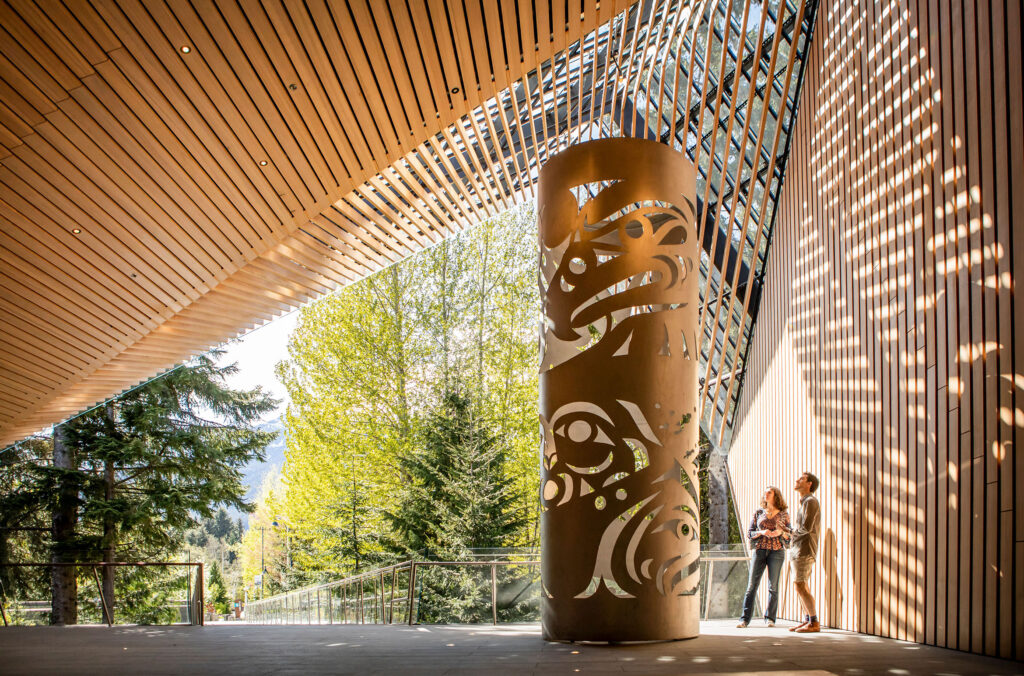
[244,551,763,626]
[0,562,204,627]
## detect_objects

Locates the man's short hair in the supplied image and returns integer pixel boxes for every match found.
[802,471,820,493]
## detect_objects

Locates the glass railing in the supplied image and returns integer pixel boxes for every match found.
[244,546,766,625]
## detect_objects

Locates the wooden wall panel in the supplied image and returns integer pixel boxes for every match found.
[727,0,1022,659]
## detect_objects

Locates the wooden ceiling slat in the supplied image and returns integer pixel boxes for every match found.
[0,239,143,339]
[165,2,312,220]
[309,212,390,271]
[0,199,161,320]
[0,162,189,310]
[238,0,342,195]
[422,0,465,108]
[22,125,211,292]
[318,0,403,156]
[347,0,422,141]
[0,324,88,373]
[0,3,81,88]
[398,153,472,228]
[203,3,326,202]
[263,3,363,180]
[340,191,424,257]
[306,0,391,165]
[15,0,109,66]
[491,1,519,83]
[460,1,490,102]
[381,164,457,238]
[63,90,243,269]
[270,240,355,289]
[0,276,128,353]
[41,107,230,278]
[0,296,109,361]
[0,82,37,133]
[323,205,407,265]
[3,0,97,78]
[149,2,318,209]
[289,229,365,280]
[415,140,488,224]
[516,0,537,62]
[696,0,772,412]
[363,175,443,246]
[96,45,278,244]
[0,23,67,104]
[0,343,67,386]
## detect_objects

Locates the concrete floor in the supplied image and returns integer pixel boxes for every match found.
[0,620,1019,676]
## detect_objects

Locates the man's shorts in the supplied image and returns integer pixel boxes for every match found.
[791,555,815,583]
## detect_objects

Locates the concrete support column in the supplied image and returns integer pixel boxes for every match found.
[538,138,700,641]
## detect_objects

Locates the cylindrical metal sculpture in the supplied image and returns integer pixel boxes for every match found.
[538,138,699,642]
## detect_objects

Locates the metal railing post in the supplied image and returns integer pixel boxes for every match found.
[491,563,498,625]
[407,563,417,625]
[388,566,397,624]
[358,578,364,624]
[317,588,321,624]
[703,560,714,620]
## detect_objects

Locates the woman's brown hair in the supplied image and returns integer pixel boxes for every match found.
[760,486,788,511]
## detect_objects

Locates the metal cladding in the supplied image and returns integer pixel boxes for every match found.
[538,138,700,641]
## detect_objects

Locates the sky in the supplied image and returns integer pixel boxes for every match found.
[214,310,299,422]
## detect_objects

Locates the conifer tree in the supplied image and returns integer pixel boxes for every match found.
[46,350,277,622]
[387,391,525,559]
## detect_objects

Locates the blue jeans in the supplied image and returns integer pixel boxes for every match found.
[741,548,785,622]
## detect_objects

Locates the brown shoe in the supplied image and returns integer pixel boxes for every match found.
[795,621,820,633]
[788,620,808,632]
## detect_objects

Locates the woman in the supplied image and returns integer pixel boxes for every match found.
[737,486,791,628]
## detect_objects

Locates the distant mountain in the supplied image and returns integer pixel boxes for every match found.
[233,416,286,524]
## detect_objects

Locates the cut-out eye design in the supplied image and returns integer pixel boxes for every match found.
[554,414,615,446]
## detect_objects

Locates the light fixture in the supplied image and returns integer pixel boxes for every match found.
[450,86,460,94]
[288,83,298,91]
[71,228,81,234]
[181,45,191,53]
[259,160,268,166]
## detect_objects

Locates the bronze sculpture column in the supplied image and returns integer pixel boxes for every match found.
[538,138,700,641]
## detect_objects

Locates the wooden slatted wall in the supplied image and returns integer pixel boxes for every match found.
[727,0,1023,659]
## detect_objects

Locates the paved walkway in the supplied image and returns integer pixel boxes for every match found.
[0,620,1018,675]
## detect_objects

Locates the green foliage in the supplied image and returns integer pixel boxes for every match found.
[387,392,526,559]
[207,561,231,614]
[0,352,276,623]
[267,203,540,588]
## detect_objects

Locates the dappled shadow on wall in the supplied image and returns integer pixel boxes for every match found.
[782,0,1019,655]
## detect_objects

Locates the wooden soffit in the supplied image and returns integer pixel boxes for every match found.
[0,0,635,446]
[0,0,818,447]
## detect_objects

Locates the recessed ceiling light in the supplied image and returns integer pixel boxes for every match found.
[450,86,460,94]
[288,83,298,91]
[181,46,191,53]
[259,160,268,166]
[72,228,82,234]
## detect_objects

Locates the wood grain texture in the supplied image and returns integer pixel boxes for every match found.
[727,0,1022,659]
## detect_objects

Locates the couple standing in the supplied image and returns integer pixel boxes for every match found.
[736,471,821,633]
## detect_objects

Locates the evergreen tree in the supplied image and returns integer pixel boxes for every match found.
[45,350,277,623]
[387,391,525,559]
[207,561,230,614]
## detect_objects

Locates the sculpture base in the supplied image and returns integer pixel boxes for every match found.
[541,595,700,642]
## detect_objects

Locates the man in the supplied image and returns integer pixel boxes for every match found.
[788,471,821,633]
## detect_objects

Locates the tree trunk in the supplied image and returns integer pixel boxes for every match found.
[707,447,731,618]
[50,424,78,625]
[101,457,116,624]
[707,448,730,545]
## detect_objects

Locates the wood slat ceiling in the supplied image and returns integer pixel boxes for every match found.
[0,0,817,448]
